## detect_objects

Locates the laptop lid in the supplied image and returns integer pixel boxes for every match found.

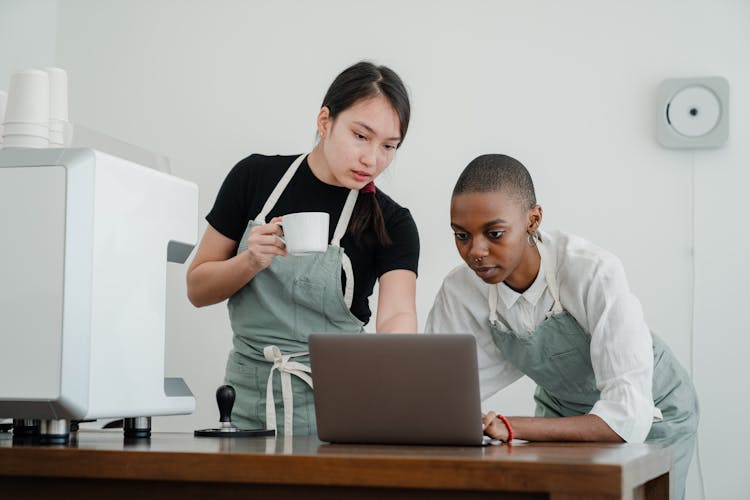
[309,333,484,446]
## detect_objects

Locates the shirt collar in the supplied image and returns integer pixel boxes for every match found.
[496,255,547,309]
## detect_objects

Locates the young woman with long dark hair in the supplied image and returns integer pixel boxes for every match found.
[187,62,419,436]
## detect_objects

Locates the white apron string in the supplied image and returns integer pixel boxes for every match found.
[263,345,313,436]
[331,189,359,309]
[256,154,306,224]
[537,243,564,316]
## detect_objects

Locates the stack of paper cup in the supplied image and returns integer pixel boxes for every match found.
[2,69,51,148]
[0,90,7,147]
[44,67,69,147]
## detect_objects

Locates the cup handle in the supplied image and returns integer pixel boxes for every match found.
[272,221,286,247]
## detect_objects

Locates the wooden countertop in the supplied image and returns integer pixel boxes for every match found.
[0,429,672,499]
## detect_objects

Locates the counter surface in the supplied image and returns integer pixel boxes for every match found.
[0,429,671,499]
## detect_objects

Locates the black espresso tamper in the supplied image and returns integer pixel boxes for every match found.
[194,385,275,437]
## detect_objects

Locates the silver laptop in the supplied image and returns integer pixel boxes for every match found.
[309,333,485,446]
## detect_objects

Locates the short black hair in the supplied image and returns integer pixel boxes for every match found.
[452,154,536,209]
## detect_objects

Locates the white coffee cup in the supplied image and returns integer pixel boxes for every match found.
[4,69,50,125]
[279,212,329,255]
[43,67,69,147]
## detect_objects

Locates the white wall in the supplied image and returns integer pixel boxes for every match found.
[4,0,748,498]
[0,0,59,92]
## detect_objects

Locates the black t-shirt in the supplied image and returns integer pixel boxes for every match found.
[206,154,420,325]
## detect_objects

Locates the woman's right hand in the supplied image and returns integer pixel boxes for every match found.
[187,220,287,307]
[245,216,288,273]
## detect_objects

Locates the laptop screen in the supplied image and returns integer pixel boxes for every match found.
[309,333,484,446]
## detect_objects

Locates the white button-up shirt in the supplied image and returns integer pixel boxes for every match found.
[425,229,661,443]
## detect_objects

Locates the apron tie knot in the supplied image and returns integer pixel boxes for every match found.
[263,345,313,436]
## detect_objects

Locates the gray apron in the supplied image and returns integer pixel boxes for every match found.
[225,153,364,436]
[487,244,698,500]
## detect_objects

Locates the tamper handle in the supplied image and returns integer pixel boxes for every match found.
[216,385,236,423]
[195,384,274,438]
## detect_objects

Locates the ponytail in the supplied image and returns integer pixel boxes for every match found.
[349,192,391,247]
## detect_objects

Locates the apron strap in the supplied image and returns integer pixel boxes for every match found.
[256,154,307,224]
[537,242,564,316]
[332,189,359,309]
[331,189,359,246]
[341,253,355,309]
[263,345,313,436]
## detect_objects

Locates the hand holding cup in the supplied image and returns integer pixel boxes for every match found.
[245,217,287,273]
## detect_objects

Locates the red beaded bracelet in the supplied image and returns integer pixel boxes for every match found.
[496,412,513,443]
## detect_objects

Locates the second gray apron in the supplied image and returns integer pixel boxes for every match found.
[487,243,698,500]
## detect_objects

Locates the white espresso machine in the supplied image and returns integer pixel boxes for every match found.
[0,147,197,443]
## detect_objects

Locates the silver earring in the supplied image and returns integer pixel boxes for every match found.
[528,233,536,247]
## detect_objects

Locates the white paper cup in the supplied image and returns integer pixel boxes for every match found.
[279,212,329,255]
[4,69,50,126]
[1,134,50,148]
[0,89,7,123]
[43,67,68,122]
[44,67,68,146]
[48,125,65,147]
[2,121,50,137]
